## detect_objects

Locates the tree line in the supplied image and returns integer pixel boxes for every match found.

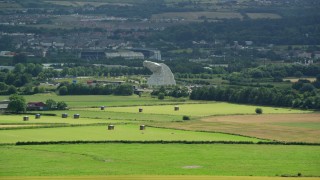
[190,84,320,110]
[58,83,133,96]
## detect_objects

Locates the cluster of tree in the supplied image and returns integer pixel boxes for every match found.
[6,94,68,113]
[292,76,320,93]
[0,63,43,95]
[58,83,133,96]
[75,0,202,18]
[226,64,320,84]
[150,16,320,46]
[0,63,149,95]
[151,86,189,99]
[45,99,68,110]
[190,86,320,110]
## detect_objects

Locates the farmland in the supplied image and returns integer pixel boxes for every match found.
[1,144,319,176]
[0,94,193,108]
[0,95,319,179]
[0,125,264,144]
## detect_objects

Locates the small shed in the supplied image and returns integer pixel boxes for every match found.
[23,116,29,121]
[139,107,143,112]
[140,125,146,130]
[174,106,179,111]
[62,113,68,118]
[74,114,80,119]
[100,106,105,110]
[108,125,115,130]
[35,114,41,119]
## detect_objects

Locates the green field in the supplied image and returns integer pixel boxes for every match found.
[0,94,192,108]
[0,115,124,125]
[0,95,318,178]
[3,176,320,180]
[1,144,319,176]
[101,103,310,117]
[0,125,262,144]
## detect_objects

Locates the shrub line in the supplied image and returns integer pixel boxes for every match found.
[13,140,320,146]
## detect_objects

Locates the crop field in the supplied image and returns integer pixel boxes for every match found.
[0,94,192,108]
[0,94,319,179]
[3,177,320,180]
[101,103,310,117]
[0,125,263,144]
[46,1,117,7]
[246,13,282,19]
[156,113,320,143]
[34,110,183,122]
[151,12,243,21]
[0,115,122,125]
[1,144,319,176]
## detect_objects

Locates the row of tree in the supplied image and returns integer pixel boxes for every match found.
[58,83,133,96]
[190,86,320,110]
[6,94,68,113]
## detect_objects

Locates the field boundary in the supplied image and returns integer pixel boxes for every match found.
[7,140,320,146]
[2,176,320,180]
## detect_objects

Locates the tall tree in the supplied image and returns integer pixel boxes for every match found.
[7,94,26,113]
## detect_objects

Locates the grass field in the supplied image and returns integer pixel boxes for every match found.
[33,110,183,122]
[0,94,192,108]
[151,11,243,21]
[3,176,320,180]
[1,144,319,176]
[0,125,263,144]
[155,113,320,142]
[246,13,281,19]
[0,115,124,125]
[102,103,310,117]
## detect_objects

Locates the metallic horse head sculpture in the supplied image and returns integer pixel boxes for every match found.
[143,60,176,86]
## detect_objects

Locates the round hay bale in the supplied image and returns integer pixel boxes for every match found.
[140,125,146,130]
[139,108,143,112]
[174,106,179,111]
[62,113,68,118]
[108,125,114,130]
[35,114,41,119]
[23,116,29,121]
[73,114,80,119]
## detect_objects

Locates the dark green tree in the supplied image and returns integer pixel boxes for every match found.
[59,86,68,95]
[7,94,26,113]
[57,101,68,110]
[46,99,57,110]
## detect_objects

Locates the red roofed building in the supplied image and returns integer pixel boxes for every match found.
[27,102,47,111]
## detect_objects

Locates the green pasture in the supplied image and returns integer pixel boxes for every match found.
[3,176,320,180]
[0,115,125,125]
[0,125,262,144]
[49,109,182,122]
[0,94,191,108]
[1,144,319,176]
[102,103,310,117]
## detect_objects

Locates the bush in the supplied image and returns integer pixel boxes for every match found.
[255,108,263,114]
[158,93,165,100]
[182,115,190,120]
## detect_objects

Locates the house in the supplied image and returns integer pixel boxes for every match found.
[314,51,320,59]
[27,102,47,111]
[0,100,9,111]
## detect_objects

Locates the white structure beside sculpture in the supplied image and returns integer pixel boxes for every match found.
[143,60,176,86]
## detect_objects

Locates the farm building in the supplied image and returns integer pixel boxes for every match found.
[27,102,47,111]
[0,100,9,111]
